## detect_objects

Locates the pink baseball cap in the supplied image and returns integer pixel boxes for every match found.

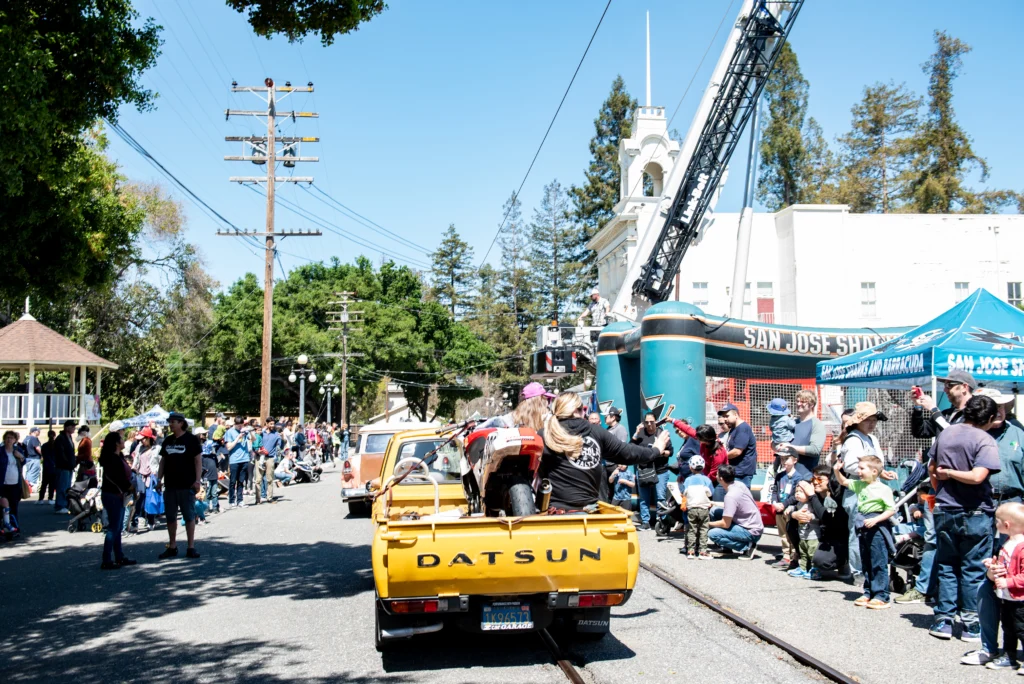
[521,382,556,400]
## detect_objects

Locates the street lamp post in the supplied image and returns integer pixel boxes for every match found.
[288,354,317,428]
[319,372,340,425]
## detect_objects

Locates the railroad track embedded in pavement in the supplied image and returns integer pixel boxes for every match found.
[640,562,858,684]
[539,628,587,684]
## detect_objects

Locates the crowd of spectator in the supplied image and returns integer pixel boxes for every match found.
[598,373,1024,668]
[2,413,350,567]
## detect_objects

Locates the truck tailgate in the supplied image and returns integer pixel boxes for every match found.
[373,513,637,599]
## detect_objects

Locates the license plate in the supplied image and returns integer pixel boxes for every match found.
[481,601,533,631]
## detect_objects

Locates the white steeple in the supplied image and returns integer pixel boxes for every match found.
[645,11,651,107]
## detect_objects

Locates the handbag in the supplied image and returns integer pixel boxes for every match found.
[21,477,30,499]
[637,464,659,486]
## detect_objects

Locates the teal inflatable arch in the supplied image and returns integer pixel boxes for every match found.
[597,302,907,449]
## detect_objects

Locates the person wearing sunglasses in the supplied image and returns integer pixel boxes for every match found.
[912,370,976,439]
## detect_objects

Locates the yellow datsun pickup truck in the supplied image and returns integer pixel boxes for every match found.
[370,427,640,651]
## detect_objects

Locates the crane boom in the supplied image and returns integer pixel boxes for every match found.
[613,0,803,317]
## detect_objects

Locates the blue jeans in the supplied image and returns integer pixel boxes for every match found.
[24,457,41,486]
[859,525,890,602]
[917,504,938,596]
[842,487,862,574]
[229,462,247,504]
[261,457,275,500]
[933,508,994,623]
[101,492,125,564]
[709,523,760,553]
[736,474,753,490]
[275,471,293,486]
[979,578,1000,654]
[637,471,670,525]
[55,469,73,510]
[206,479,220,511]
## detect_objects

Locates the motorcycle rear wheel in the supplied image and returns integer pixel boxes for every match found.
[507,481,537,517]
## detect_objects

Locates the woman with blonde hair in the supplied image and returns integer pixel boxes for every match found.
[477,382,554,431]
[540,392,670,513]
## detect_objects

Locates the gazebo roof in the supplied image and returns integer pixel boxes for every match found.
[0,313,118,370]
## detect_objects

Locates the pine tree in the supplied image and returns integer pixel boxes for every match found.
[569,76,637,288]
[904,31,1018,213]
[496,192,535,332]
[756,44,835,210]
[528,180,577,324]
[467,264,528,385]
[429,224,474,318]
[834,82,920,213]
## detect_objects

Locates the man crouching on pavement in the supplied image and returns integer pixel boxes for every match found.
[156,412,203,559]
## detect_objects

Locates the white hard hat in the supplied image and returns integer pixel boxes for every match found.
[688,455,706,471]
[109,420,125,432]
[590,287,600,296]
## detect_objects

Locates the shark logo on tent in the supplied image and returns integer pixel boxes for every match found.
[598,400,614,416]
[966,328,1024,351]
[870,328,950,355]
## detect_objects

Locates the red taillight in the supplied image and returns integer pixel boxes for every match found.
[390,599,439,614]
[577,593,624,608]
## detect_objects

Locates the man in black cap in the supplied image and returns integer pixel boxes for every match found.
[912,370,976,438]
[719,403,758,490]
[156,412,202,559]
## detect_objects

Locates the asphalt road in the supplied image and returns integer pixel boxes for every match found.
[0,473,966,683]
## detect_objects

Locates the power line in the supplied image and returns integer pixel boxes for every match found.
[304,185,431,252]
[478,0,613,266]
[243,185,432,268]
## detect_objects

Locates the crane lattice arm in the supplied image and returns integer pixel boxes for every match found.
[632,0,803,304]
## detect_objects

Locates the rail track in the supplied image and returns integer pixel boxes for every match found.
[639,562,858,684]
[540,563,859,684]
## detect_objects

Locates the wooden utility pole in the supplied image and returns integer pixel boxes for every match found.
[223,78,320,419]
[327,292,364,426]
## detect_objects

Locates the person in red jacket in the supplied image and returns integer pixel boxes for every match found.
[673,420,728,483]
[986,502,1024,669]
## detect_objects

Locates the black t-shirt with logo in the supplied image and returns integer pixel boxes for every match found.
[160,432,202,490]
[539,417,660,510]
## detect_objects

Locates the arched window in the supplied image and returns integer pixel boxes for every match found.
[642,162,663,197]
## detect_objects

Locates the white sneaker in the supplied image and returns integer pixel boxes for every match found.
[961,649,995,666]
[238,502,248,508]
[55,508,69,514]
[37,499,48,505]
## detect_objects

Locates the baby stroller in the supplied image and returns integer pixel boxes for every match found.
[889,460,928,595]
[654,481,686,536]
[66,477,102,533]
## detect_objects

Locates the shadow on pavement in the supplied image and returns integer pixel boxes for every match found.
[0,533,374,683]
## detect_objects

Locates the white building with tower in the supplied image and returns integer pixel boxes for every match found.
[589,13,1024,331]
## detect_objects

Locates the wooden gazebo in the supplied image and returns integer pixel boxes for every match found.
[0,308,117,428]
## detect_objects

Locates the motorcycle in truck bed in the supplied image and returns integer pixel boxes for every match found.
[369,427,639,651]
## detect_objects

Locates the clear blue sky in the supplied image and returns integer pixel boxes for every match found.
[108,0,1023,291]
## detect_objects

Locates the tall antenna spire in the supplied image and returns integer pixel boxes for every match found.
[645,11,651,107]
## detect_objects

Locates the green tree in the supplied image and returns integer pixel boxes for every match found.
[905,31,1019,213]
[0,2,160,312]
[833,82,920,213]
[429,224,474,318]
[528,180,577,324]
[496,192,537,332]
[228,0,386,46]
[467,264,528,387]
[756,44,835,210]
[569,76,637,288]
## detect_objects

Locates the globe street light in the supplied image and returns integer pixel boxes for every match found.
[289,355,316,427]
[320,372,340,425]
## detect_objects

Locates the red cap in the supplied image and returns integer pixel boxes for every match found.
[139,427,156,439]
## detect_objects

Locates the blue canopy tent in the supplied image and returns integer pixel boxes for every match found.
[816,289,1024,392]
[119,405,195,428]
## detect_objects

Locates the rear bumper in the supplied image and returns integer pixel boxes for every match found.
[341,486,370,502]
